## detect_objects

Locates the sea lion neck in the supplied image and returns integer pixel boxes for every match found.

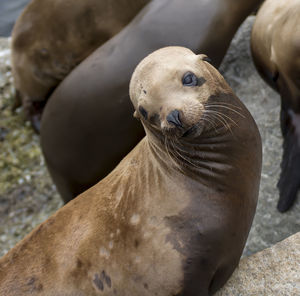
[144,117,237,188]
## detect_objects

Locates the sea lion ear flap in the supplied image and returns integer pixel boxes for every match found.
[198,54,212,64]
[133,110,140,120]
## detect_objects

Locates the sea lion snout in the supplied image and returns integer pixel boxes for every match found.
[161,106,205,138]
[166,110,183,128]
[136,103,202,138]
[164,108,203,138]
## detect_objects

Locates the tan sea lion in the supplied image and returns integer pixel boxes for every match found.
[11,0,150,130]
[251,0,300,212]
[41,0,263,203]
[0,46,261,296]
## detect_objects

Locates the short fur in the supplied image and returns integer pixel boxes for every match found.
[0,47,262,295]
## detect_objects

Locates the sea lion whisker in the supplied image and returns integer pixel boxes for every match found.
[203,110,232,132]
[168,139,185,170]
[204,104,245,118]
[205,102,241,109]
[204,101,243,109]
[204,104,244,117]
[172,138,202,170]
[170,140,187,174]
[170,139,185,163]
[204,109,238,131]
[200,114,219,133]
[208,110,238,127]
[172,138,189,157]
[206,112,234,136]
[164,137,181,170]
[164,137,172,160]
[169,139,186,164]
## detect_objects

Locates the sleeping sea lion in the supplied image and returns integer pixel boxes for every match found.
[41,0,263,203]
[251,0,300,212]
[11,0,150,130]
[0,46,262,296]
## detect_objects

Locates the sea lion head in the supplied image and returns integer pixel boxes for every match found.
[129,46,233,139]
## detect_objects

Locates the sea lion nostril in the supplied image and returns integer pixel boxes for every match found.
[167,110,182,127]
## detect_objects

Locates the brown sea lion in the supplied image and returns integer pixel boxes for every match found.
[251,0,300,212]
[0,47,262,296]
[11,0,150,130]
[41,0,263,203]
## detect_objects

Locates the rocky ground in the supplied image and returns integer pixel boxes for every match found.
[0,38,62,255]
[0,16,299,258]
[216,232,300,295]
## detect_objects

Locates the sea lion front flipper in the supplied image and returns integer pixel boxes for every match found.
[277,106,300,212]
[28,99,48,134]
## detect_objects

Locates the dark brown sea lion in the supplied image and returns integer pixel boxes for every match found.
[41,0,263,203]
[251,0,300,212]
[11,0,150,130]
[0,47,262,296]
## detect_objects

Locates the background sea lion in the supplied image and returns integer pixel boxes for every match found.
[251,0,300,212]
[11,0,150,130]
[0,46,262,296]
[41,0,263,203]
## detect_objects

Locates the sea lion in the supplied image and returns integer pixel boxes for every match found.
[251,0,300,212]
[41,0,263,203]
[11,0,150,130]
[0,46,262,296]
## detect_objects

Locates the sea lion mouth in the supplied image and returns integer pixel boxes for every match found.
[182,125,197,138]
[162,123,200,139]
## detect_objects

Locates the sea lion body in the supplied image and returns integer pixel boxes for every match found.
[11,0,149,129]
[41,0,263,202]
[0,47,262,295]
[251,0,300,212]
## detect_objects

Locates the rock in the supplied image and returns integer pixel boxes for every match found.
[216,232,300,295]
[0,0,31,37]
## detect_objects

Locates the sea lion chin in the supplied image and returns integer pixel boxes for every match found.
[0,46,262,296]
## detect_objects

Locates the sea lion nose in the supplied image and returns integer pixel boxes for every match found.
[166,110,183,128]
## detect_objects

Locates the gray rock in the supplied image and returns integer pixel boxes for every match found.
[0,0,31,37]
[216,232,300,295]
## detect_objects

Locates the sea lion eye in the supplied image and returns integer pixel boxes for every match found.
[139,106,148,120]
[182,72,198,86]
